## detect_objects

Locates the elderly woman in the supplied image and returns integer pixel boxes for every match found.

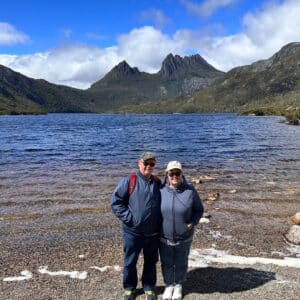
[159,161,203,300]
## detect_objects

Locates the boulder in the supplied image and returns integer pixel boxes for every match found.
[285,225,300,245]
[290,212,300,225]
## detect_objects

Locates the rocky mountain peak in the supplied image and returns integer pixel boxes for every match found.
[111,60,140,77]
[89,60,143,89]
[159,53,185,79]
[97,60,141,84]
[159,53,222,79]
[183,54,216,70]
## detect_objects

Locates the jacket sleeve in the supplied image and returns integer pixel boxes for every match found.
[190,188,204,226]
[111,176,134,226]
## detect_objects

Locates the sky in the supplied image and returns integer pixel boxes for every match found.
[0,0,300,89]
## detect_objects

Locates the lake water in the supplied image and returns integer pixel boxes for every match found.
[1,113,299,167]
[0,113,299,255]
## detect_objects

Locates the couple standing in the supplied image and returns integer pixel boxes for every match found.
[111,152,203,300]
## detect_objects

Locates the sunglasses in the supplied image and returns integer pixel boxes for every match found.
[143,161,155,167]
[168,171,181,177]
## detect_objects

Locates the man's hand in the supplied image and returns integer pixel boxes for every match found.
[187,223,193,230]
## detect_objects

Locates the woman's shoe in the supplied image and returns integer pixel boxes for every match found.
[162,285,174,300]
[172,284,182,300]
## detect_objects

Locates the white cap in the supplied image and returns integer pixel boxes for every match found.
[166,161,182,172]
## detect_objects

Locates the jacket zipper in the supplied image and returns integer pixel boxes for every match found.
[149,182,153,233]
[172,190,175,242]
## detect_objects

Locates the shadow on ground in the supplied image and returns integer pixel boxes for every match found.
[129,267,275,298]
[183,267,276,295]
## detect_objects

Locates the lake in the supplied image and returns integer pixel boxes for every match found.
[1,113,299,167]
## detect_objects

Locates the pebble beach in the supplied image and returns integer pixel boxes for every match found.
[1,164,300,300]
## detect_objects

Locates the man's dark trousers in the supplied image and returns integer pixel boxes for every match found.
[123,231,159,291]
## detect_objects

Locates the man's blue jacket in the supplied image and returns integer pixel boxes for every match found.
[111,171,161,236]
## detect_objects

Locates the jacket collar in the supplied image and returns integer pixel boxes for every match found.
[137,171,153,182]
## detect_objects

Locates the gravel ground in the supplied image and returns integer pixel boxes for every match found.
[1,233,300,300]
[1,168,299,299]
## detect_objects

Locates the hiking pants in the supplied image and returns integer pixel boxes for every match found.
[159,240,192,285]
[123,231,159,291]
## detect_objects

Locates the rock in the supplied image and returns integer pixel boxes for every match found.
[290,212,300,225]
[191,177,203,184]
[203,212,211,218]
[199,217,210,224]
[228,189,237,194]
[206,191,220,201]
[285,225,300,245]
[201,175,215,180]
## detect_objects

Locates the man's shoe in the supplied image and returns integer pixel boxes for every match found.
[145,289,157,300]
[172,284,182,300]
[162,285,174,300]
[123,289,135,300]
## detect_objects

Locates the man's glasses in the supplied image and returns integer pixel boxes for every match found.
[143,161,155,167]
[168,171,181,177]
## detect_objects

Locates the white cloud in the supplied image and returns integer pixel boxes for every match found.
[0,27,185,89]
[0,22,30,45]
[117,26,185,73]
[182,0,237,17]
[1,1,300,88]
[198,0,300,70]
[139,8,172,29]
[0,44,122,89]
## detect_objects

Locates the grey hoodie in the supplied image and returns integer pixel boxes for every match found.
[160,179,203,242]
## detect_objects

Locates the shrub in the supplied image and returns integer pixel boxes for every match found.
[285,111,300,125]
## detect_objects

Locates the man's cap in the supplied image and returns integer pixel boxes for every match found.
[140,152,156,161]
[166,160,182,172]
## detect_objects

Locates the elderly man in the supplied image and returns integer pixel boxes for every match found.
[111,152,161,300]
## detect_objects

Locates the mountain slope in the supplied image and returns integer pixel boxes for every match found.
[0,53,223,114]
[190,42,300,112]
[1,43,300,115]
[88,54,224,111]
[118,43,300,114]
[0,65,93,114]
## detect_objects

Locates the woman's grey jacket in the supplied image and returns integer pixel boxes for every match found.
[160,180,203,243]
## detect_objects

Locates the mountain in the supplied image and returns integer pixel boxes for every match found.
[118,42,300,115]
[188,42,300,113]
[0,65,93,114]
[88,53,224,111]
[0,53,223,114]
[1,43,300,116]
[158,53,220,79]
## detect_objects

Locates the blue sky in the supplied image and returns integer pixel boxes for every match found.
[0,0,299,89]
